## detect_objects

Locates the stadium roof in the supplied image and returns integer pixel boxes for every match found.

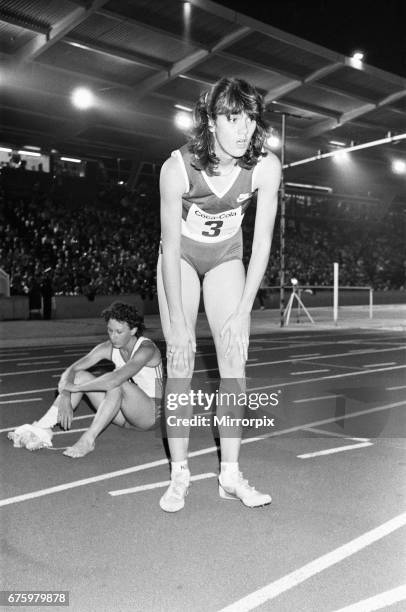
[1,0,405,201]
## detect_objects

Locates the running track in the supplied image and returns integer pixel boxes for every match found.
[1,327,405,612]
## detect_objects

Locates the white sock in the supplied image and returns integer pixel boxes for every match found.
[35,405,59,429]
[220,462,239,477]
[171,460,189,475]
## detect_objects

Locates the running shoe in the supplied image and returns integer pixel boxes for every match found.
[8,423,53,450]
[219,471,271,507]
[159,469,190,512]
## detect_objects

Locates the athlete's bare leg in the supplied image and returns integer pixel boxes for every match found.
[203,259,246,462]
[63,372,159,457]
[157,254,200,461]
[203,260,272,507]
[63,371,123,457]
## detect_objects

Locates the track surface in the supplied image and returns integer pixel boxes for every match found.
[1,328,406,612]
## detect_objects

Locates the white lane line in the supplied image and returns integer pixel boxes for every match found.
[2,415,94,434]
[0,353,81,364]
[0,398,43,406]
[18,360,60,366]
[249,364,406,390]
[291,369,330,375]
[290,353,321,358]
[194,346,406,373]
[0,367,63,377]
[109,472,217,496]
[51,428,88,435]
[304,427,370,442]
[196,344,327,359]
[218,511,406,612]
[1,399,404,508]
[362,362,396,368]
[303,360,363,371]
[294,394,341,404]
[0,355,50,363]
[0,387,55,398]
[387,385,406,391]
[330,584,406,612]
[297,441,373,459]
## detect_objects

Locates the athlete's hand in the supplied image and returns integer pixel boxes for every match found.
[166,320,196,372]
[61,382,78,392]
[57,395,74,430]
[220,311,251,361]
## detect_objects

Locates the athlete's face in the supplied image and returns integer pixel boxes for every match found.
[212,112,257,160]
[107,318,136,349]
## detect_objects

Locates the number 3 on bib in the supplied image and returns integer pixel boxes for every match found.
[202,220,223,237]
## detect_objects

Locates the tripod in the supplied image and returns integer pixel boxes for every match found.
[283,286,314,326]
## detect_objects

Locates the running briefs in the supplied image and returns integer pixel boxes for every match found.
[180,227,243,277]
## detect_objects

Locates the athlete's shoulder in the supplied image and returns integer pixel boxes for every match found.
[133,337,160,366]
[91,340,112,358]
[254,152,281,188]
[161,146,191,196]
[257,151,281,172]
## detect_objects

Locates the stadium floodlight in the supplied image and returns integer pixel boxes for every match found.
[266,129,281,149]
[329,140,346,147]
[71,87,95,110]
[352,51,364,62]
[392,159,406,174]
[174,103,193,112]
[18,150,41,157]
[175,111,193,130]
[332,150,350,163]
[60,156,82,163]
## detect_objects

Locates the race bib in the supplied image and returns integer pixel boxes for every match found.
[183,203,244,243]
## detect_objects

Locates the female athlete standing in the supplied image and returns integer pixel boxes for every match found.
[157,77,281,512]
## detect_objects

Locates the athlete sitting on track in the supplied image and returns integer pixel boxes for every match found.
[8,301,163,458]
[158,77,281,511]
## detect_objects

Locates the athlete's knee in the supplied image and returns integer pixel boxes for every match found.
[215,343,246,376]
[107,384,124,401]
[166,357,195,379]
[119,381,135,400]
[74,370,95,384]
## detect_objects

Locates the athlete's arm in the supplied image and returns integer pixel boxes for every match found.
[58,341,111,393]
[62,342,156,393]
[57,341,111,429]
[239,153,281,313]
[221,153,281,359]
[160,155,196,369]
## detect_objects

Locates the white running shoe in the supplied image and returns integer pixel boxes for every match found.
[219,472,271,508]
[8,423,53,450]
[159,469,190,513]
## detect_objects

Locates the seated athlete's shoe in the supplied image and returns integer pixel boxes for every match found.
[219,471,271,508]
[159,469,190,513]
[8,423,53,450]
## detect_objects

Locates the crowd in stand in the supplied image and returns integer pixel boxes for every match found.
[1,185,404,301]
[1,188,160,300]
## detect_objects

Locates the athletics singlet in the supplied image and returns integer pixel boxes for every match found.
[173,144,260,243]
[111,336,163,399]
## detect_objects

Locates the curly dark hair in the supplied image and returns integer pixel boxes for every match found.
[101,301,145,335]
[188,77,268,174]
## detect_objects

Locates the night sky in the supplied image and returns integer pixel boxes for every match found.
[215,0,406,77]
